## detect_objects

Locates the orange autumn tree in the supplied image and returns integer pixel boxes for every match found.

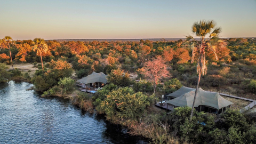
[16,43,32,62]
[106,56,118,66]
[162,47,174,62]
[141,45,151,56]
[33,38,49,70]
[140,56,170,95]
[77,55,93,65]
[67,41,89,55]
[173,48,191,64]
[0,53,10,61]
[206,40,231,63]
[49,59,71,70]
[2,36,14,67]
[130,50,138,60]
[48,41,61,52]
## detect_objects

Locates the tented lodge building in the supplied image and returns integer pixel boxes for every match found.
[165,86,233,114]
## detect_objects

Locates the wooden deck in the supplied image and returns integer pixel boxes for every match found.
[155,103,174,111]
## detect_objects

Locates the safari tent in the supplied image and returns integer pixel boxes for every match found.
[166,86,195,99]
[77,72,107,88]
[165,87,233,113]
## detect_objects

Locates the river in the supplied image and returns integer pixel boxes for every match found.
[0,81,148,144]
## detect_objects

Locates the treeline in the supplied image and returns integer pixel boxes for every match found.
[1,37,256,96]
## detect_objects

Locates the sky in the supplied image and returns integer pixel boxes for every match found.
[0,0,256,40]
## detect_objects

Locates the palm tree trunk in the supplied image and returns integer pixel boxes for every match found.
[40,54,44,71]
[190,37,204,121]
[9,48,13,68]
[154,79,157,104]
[190,72,201,120]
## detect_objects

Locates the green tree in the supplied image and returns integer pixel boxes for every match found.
[58,77,75,95]
[107,68,131,87]
[190,20,221,120]
[100,87,154,121]
[163,78,182,94]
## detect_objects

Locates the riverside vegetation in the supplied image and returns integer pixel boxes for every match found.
[1,21,256,143]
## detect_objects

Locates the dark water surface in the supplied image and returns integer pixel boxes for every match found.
[0,81,148,144]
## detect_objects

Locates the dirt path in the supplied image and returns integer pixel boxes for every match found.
[8,63,38,76]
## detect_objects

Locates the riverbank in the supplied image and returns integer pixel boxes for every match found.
[0,81,149,144]
[4,63,256,144]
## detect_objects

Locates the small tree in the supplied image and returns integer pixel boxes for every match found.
[33,38,49,71]
[164,78,182,94]
[107,68,131,87]
[58,77,75,95]
[140,56,170,95]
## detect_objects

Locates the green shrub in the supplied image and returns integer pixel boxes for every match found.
[33,62,37,67]
[37,65,42,69]
[9,68,22,77]
[58,77,75,95]
[217,109,249,131]
[24,72,31,80]
[32,68,72,92]
[42,85,61,97]
[248,79,256,94]
[76,69,90,78]
[107,68,132,87]
[163,78,182,94]
[92,83,118,113]
[0,63,11,83]
[100,87,154,121]
[133,80,153,93]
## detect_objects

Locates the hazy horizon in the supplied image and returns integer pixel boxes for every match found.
[1,0,256,40]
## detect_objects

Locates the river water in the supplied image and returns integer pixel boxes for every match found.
[0,81,148,144]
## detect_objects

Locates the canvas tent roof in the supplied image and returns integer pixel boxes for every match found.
[166,86,195,98]
[166,88,233,110]
[77,72,107,84]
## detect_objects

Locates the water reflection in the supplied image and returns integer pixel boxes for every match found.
[0,81,148,144]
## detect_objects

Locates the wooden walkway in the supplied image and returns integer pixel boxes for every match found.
[155,103,174,111]
[218,93,256,112]
[219,93,254,102]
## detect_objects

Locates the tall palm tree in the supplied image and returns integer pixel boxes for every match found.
[190,20,221,120]
[33,38,49,71]
[3,36,14,67]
